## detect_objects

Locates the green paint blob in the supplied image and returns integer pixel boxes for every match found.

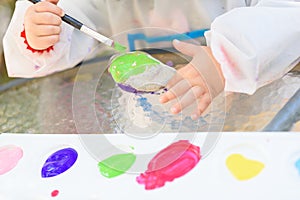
[113,42,127,52]
[109,51,160,83]
[98,153,136,178]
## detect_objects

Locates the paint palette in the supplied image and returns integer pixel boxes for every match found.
[0,133,300,199]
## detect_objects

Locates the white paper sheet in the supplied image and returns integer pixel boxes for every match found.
[0,132,300,200]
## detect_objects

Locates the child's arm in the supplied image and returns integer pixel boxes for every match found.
[206,0,300,94]
[161,0,300,118]
[3,0,103,78]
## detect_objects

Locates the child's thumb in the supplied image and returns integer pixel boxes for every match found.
[172,39,198,57]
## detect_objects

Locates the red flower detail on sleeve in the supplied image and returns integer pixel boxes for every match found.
[20,28,54,54]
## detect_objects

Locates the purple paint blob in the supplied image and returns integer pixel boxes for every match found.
[117,83,157,94]
[117,83,139,93]
[166,61,174,67]
[41,148,78,178]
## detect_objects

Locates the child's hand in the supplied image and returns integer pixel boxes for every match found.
[24,0,64,50]
[159,40,225,120]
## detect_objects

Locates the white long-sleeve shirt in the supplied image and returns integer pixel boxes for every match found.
[3,0,300,94]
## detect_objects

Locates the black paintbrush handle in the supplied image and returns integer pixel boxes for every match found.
[61,14,83,30]
[27,0,83,30]
[28,0,40,3]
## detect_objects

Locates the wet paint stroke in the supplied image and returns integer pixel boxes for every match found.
[0,145,23,175]
[136,140,201,190]
[109,51,176,93]
[98,153,136,178]
[113,42,127,52]
[226,154,265,181]
[41,148,78,178]
[109,51,159,83]
[137,97,152,112]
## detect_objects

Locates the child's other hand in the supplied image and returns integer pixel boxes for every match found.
[159,40,225,120]
[24,0,64,50]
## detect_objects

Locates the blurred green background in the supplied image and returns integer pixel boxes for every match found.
[0,0,15,85]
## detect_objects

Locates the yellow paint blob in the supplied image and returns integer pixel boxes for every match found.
[226,154,265,181]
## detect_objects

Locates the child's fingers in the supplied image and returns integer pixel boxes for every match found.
[160,79,191,104]
[32,12,62,25]
[166,62,196,89]
[170,85,205,114]
[35,1,64,17]
[34,25,61,36]
[32,35,60,49]
[165,72,183,89]
[159,93,171,104]
[176,63,194,77]
[191,93,212,120]
[172,39,199,57]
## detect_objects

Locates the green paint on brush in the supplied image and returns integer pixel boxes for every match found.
[109,51,159,83]
[129,146,135,150]
[113,42,127,52]
[98,153,136,178]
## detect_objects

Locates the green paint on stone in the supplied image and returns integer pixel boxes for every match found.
[109,51,160,83]
[113,42,126,52]
[98,153,136,178]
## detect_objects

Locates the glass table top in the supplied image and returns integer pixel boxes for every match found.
[0,49,299,134]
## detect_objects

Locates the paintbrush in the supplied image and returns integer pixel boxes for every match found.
[27,0,126,52]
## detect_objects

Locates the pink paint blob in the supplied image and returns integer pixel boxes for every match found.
[51,190,59,197]
[136,140,201,190]
[0,145,23,175]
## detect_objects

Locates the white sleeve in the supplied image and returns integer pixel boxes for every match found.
[205,0,300,94]
[3,0,96,78]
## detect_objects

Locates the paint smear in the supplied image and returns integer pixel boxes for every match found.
[41,148,78,178]
[98,153,136,178]
[51,190,59,197]
[136,140,200,190]
[109,51,159,83]
[113,42,127,52]
[226,154,264,181]
[109,51,176,93]
[0,145,23,175]
[295,158,300,175]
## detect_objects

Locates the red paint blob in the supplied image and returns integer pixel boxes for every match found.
[51,190,59,197]
[136,140,201,190]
